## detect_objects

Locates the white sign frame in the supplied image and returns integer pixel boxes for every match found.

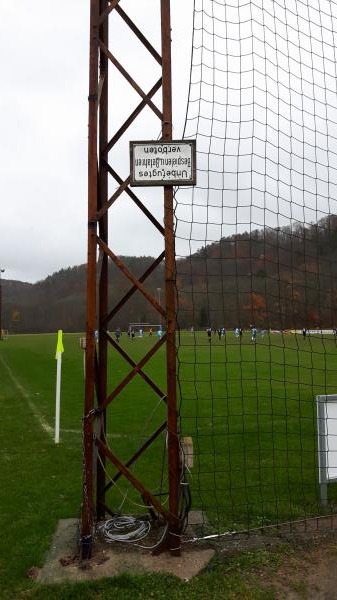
[129,140,196,187]
[316,394,337,505]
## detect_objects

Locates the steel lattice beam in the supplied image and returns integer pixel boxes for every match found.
[81,0,181,559]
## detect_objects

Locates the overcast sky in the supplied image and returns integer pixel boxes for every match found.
[2,1,336,284]
[0,1,194,283]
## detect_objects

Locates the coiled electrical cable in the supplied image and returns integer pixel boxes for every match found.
[98,516,151,544]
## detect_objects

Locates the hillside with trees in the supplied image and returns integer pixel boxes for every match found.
[2,258,165,334]
[3,215,337,333]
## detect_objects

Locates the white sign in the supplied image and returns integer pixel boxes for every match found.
[130,140,196,186]
[317,395,337,481]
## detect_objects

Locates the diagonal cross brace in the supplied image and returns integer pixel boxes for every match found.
[99,41,162,120]
[104,421,167,493]
[96,176,129,220]
[97,237,166,316]
[115,5,162,64]
[104,78,162,154]
[100,333,167,411]
[98,0,121,27]
[95,436,169,519]
[103,163,165,234]
[105,251,165,324]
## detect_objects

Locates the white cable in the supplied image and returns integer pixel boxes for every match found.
[97,453,156,510]
[136,522,168,550]
[98,517,170,551]
[101,395,168,509]
[98,516,151,544]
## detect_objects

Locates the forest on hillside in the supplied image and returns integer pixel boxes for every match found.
[3,215,337,333]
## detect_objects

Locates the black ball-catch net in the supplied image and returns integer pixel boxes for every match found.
[175,0,337,540]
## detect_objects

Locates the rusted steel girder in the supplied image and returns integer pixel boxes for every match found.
[82,0,181,559]
[161,0,181,557]
[82,0,100,560]
[96,0,109,525]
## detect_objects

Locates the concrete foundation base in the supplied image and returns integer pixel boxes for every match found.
[38,517,214,584]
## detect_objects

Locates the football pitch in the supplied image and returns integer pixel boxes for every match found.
[1,330,337,591]
[178,330,337,531]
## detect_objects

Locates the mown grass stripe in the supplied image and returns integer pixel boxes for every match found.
[0,353,54,438]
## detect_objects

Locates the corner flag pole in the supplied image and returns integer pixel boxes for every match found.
[55,329,64,444]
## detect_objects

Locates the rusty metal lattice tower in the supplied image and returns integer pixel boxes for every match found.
[81,0,181,558]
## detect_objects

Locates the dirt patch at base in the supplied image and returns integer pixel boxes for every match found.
[252,537,337,599]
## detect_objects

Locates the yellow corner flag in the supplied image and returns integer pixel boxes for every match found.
[55,329,64,358]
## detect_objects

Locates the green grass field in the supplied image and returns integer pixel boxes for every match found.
[178,331,337,531]
[1,331,337,598]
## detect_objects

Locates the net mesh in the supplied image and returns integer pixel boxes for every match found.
[175,0,337,537]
